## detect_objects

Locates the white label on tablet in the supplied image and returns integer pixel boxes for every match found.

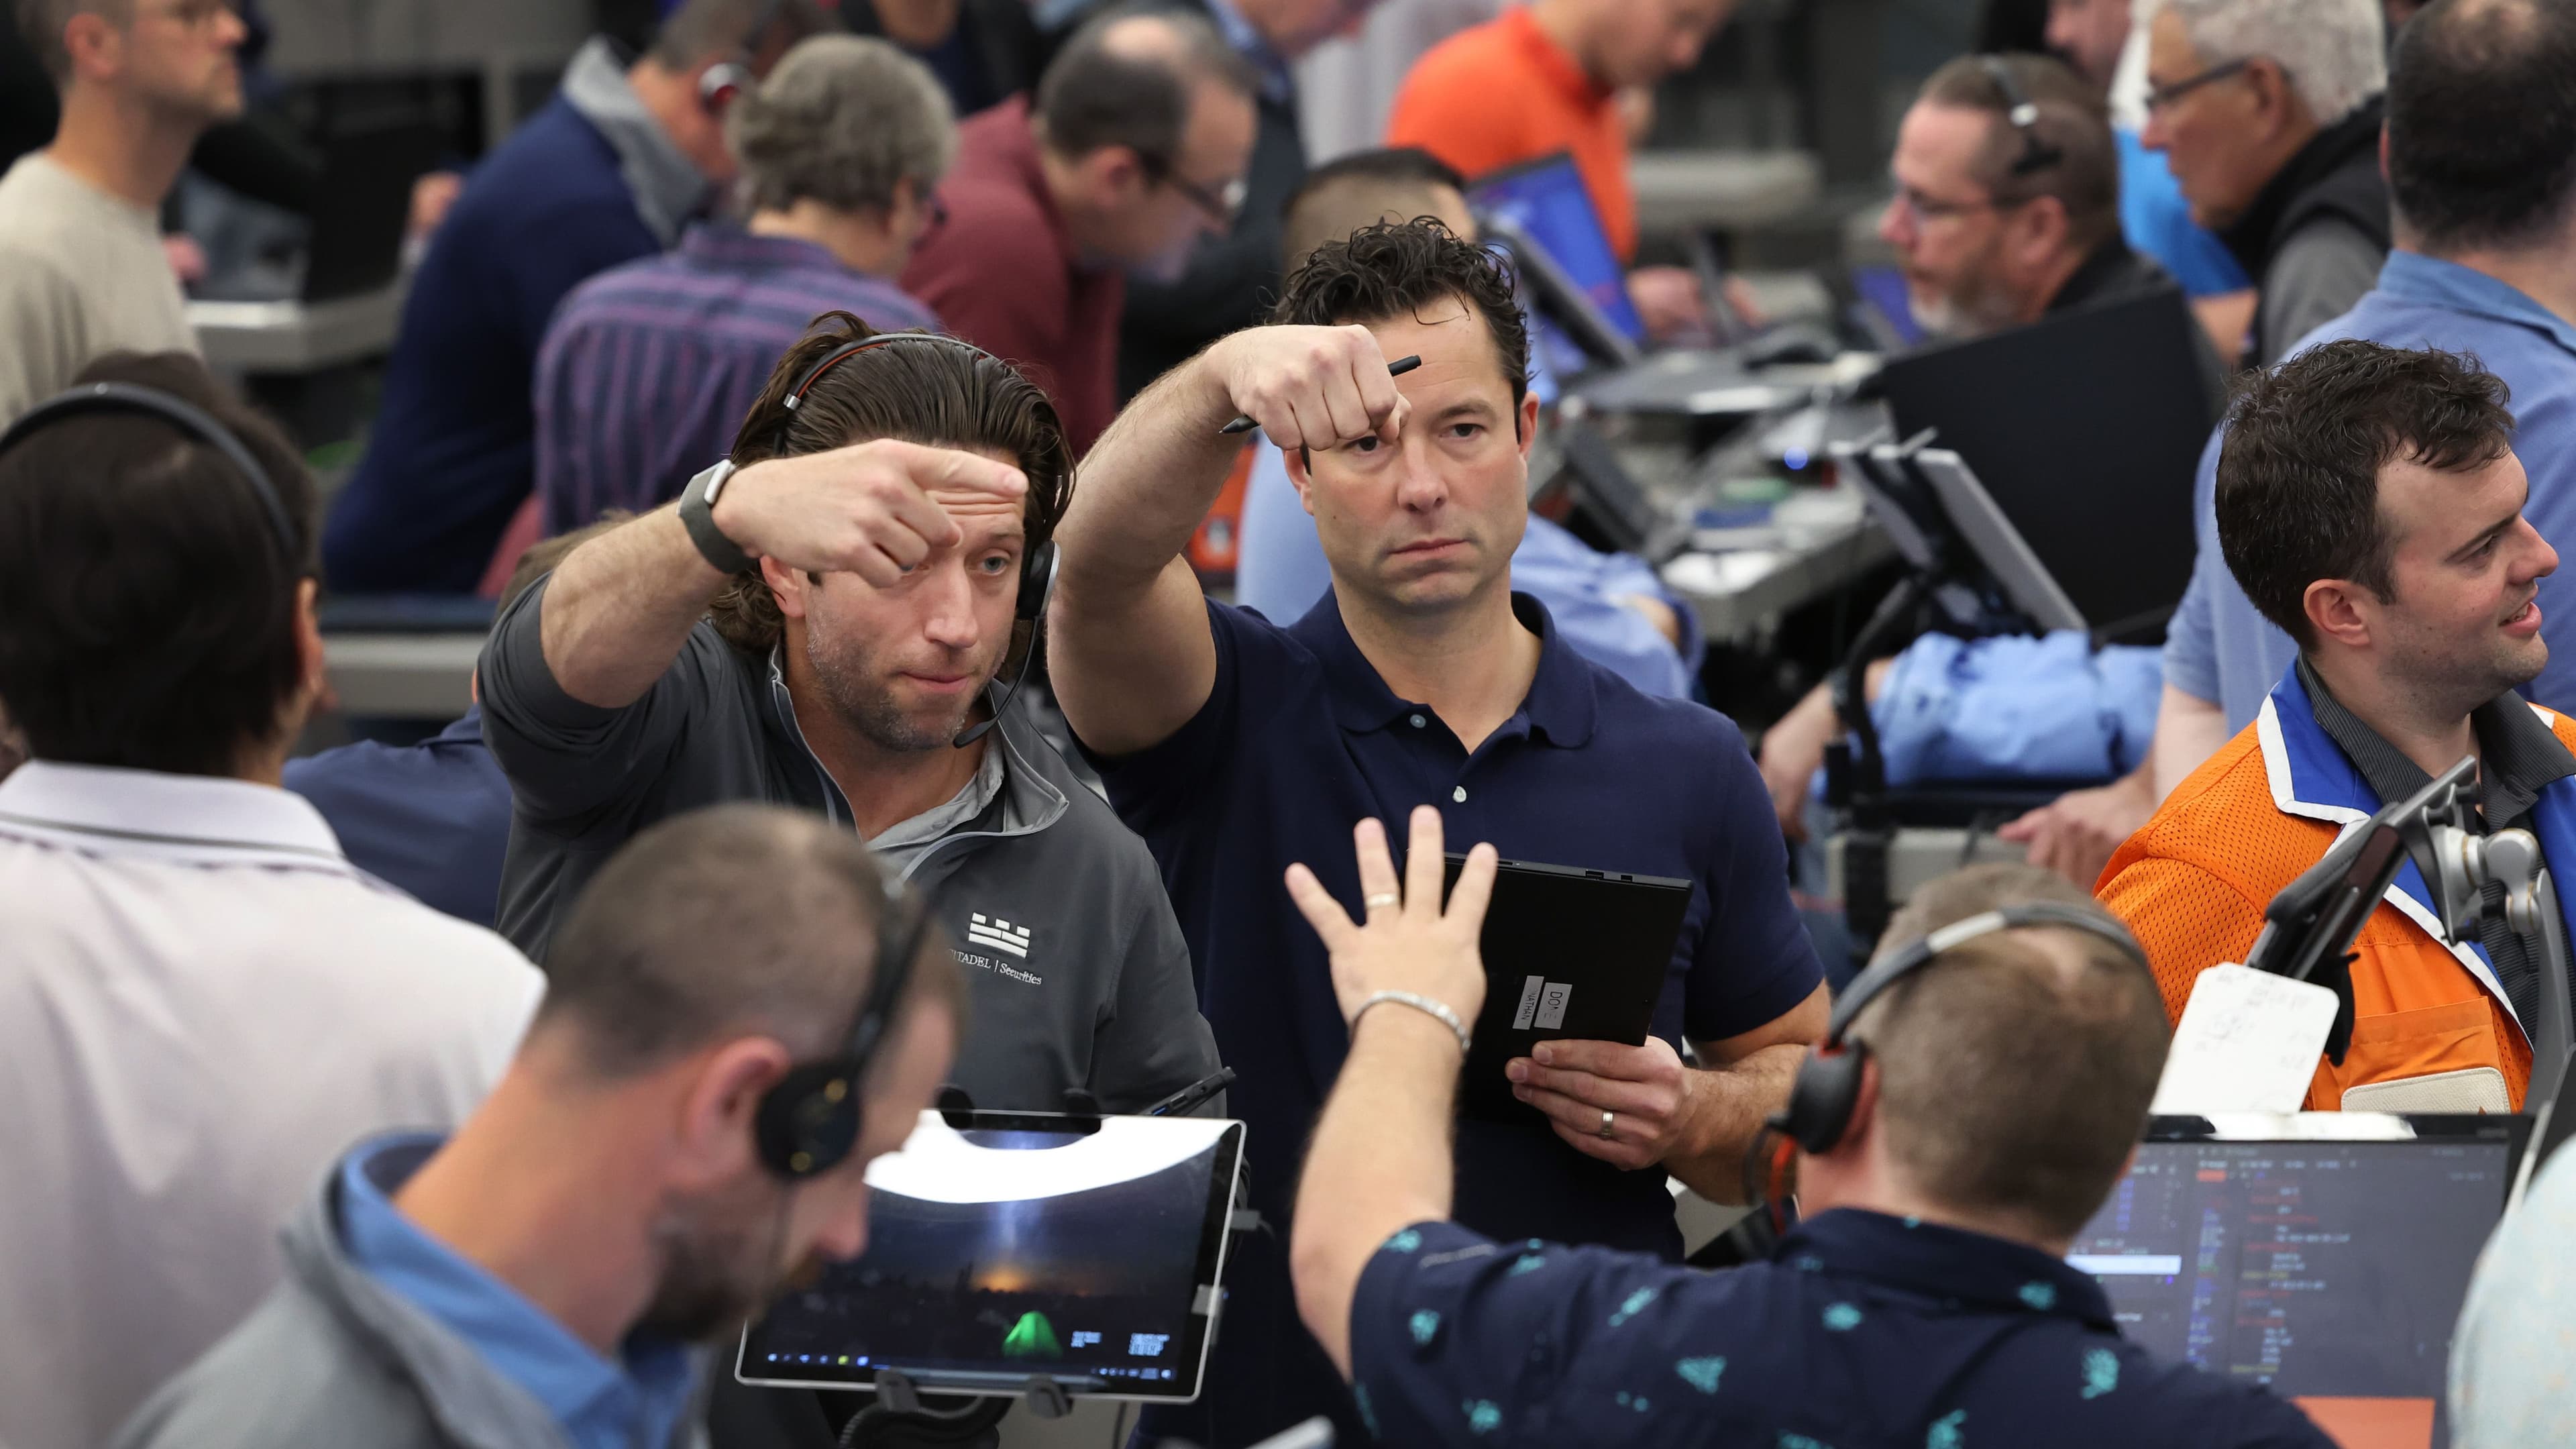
[1535,981,1573,1031]
[2149,963,2338,1116]
[1512,975,1546,1031]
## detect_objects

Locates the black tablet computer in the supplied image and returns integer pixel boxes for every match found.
[1442,854,1694,1121]
[737,1109,1247,1403]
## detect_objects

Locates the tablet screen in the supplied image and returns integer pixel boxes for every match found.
[738,1112,1246,1401]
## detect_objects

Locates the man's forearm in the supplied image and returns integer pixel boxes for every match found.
[538,504,729,709]
[1662,1043,1805,1203]
[1291,1008,1462,1378]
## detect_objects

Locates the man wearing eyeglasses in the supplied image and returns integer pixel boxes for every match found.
[902,8,1256,451]
[2139,0,2390,368]
[1876,52,2177,341]
[0,0,243,421]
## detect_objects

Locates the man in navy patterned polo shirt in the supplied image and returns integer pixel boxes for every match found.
[1289,834,2335,1449]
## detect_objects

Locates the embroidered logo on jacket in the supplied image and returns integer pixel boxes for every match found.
[966,912,1033,959]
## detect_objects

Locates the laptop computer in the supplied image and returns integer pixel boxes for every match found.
[1468,154,1824,422]
[2068,1114,2529,1449]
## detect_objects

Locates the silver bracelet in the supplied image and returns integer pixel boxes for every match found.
[1354,990,1471,1057]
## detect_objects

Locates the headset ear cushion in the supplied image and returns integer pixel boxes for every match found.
[755,1061,867,1180]
[1780,1043,1870,1156]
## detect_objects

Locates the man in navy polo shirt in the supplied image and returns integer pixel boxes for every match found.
[1049,217,1830,1446]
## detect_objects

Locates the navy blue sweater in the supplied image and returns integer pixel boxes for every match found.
[325,98,661,594]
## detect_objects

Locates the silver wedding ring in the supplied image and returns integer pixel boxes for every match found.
[1598,1110,1617,1140]
[1364,892,1401,909]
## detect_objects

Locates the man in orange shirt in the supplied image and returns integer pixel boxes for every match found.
[2098,339,2576,1114]
[1385,0,1732,336]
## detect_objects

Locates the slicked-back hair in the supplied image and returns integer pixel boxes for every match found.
[0,352,319,776]
[649,0,835,69]
[533,804,966,1079]
[1032,5,1256,165]
[1270,218,1530,407]
[2218,340,2518,649]
[1916,53,2122,255]
[1854,866,2168,1242]
[708,312,1074,655]
[1282,146,1468,274]
[2387,0,2576,253]
[18,0,123,85]
[729,35,955,217]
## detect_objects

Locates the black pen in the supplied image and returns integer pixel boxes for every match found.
[1218,356,1423,435]
[1142,1067,1236,1117]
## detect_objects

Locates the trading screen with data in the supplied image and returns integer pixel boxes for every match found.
[2066,1139,2510,1449]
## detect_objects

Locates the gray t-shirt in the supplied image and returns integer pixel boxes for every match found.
[0,154,197,419]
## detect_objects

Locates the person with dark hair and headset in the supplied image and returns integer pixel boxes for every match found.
[0,352,546,1449]
[322,0,839,596]
[1286,817,2337,1448]
[113,803,966,1449]
[478,314,1220,1126]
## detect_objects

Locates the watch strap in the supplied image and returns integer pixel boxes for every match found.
[678,460,753,575]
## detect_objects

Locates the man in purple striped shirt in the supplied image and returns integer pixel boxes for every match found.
[535,35,953,536]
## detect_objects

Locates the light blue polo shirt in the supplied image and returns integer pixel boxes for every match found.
[2163,251,2576,730]
[337,1134,700,1449]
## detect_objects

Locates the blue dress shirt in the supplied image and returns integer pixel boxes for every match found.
[284,705,514,928]
[1352,1212,2333,1448]
[337,1134,700,1449]
[2117,129,2249,300]
[2163,252,2576,729]
[1099,590,1822,1447]
[1234,442,1703,698]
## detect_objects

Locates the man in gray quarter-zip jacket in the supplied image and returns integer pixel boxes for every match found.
[478,315,1220,1123]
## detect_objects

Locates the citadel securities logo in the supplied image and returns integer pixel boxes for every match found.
[953,912,1042,986]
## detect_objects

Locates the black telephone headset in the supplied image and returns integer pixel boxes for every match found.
[754,872,936,1179]
[1979,54,2068,178]
[0,382,297,559]
[1737,901,2151,1253]
[772,331,1063,749]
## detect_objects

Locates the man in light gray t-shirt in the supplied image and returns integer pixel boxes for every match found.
[0,0,248,419]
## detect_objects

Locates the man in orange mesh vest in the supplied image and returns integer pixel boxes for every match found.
[2098,339,2576,1112]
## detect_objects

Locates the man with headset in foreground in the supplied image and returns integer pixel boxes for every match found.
[115,804,965,1448]
[1287,819,2335,1448]
[477,313,1219,1122]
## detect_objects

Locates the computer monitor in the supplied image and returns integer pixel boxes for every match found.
[2067,1115,2528,1449]
[1467,153,1646,349]
[1876,285,2217,640]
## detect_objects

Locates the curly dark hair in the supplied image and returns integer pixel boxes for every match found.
[1268,217,1529,407]
[2218,340,2517,648]
[707,312,1075,655]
